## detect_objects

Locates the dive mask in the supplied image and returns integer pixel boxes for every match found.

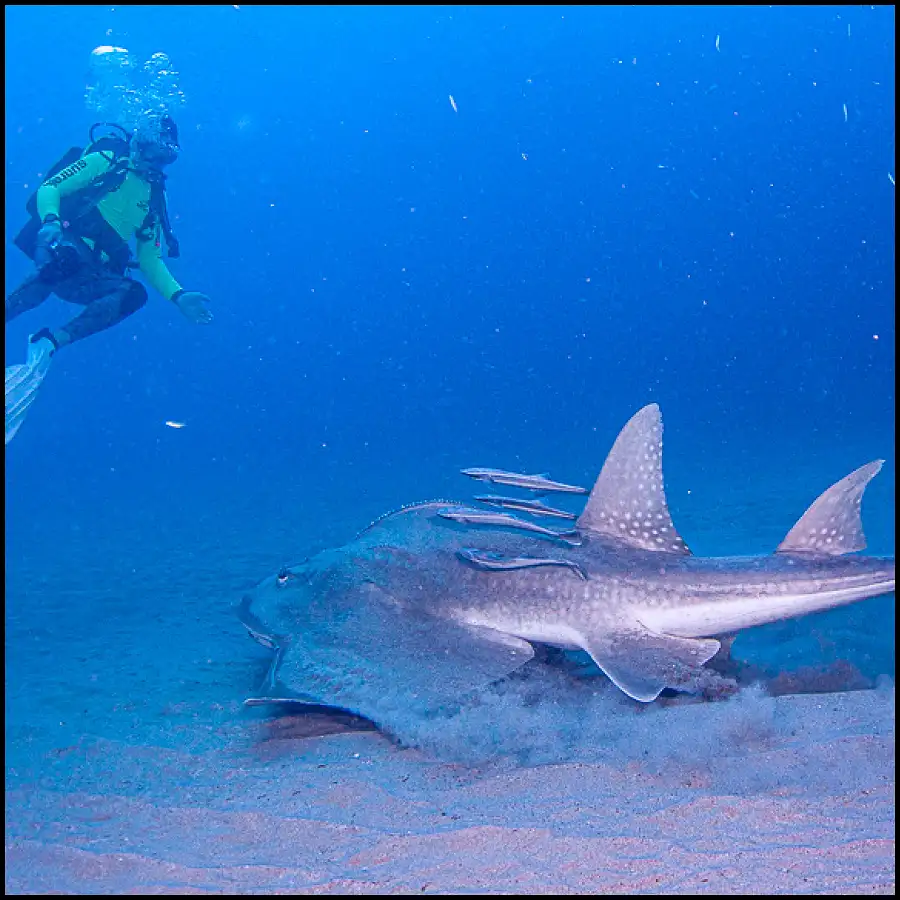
[132,114,180,168]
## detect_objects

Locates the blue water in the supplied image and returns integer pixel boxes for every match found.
[4,6,895,890]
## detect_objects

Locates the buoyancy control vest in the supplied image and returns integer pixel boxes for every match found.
[13,123,180,275]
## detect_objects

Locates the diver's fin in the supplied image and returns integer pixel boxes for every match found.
[577,620,720,702]
[776,460,884,556]
[5,336,54,445]
[4,365,29,444]
[576,404,691,554]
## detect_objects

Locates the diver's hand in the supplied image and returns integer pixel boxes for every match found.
[34,217,63,271]
[172,290,213,324]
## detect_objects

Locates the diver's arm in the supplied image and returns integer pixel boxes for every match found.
[35,151,117,221]
[136,225,183,301]
[135,227,212,324]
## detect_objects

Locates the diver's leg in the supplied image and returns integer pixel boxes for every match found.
[52,275,148,347]
[5,273,52,324]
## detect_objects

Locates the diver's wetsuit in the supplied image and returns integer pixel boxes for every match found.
[5,150,182,344]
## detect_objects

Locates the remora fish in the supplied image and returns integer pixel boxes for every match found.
[475,494,577,520]
[461,467,588,494]
[437,505,582,545]
[240,404,894,723]
[458,547,587,580]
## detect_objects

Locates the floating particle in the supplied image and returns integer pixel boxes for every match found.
[165,420,186,429]
[889,173,895,186]
[448,94,458,113]
[715,34,720,52]
[843,103,848,122]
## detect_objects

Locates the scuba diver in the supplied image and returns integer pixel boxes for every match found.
[5,112,212,443]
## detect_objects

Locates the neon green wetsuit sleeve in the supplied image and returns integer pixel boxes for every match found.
[137,224,183,302]
[35,151,116,221]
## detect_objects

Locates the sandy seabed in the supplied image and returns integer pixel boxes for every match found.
[5,478,895,894]
[5,693,896,894]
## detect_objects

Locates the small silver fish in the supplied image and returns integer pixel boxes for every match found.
[458,548,587,580]
[475,494,577,520]
[437,505,582,545]
[461,467,588,494]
